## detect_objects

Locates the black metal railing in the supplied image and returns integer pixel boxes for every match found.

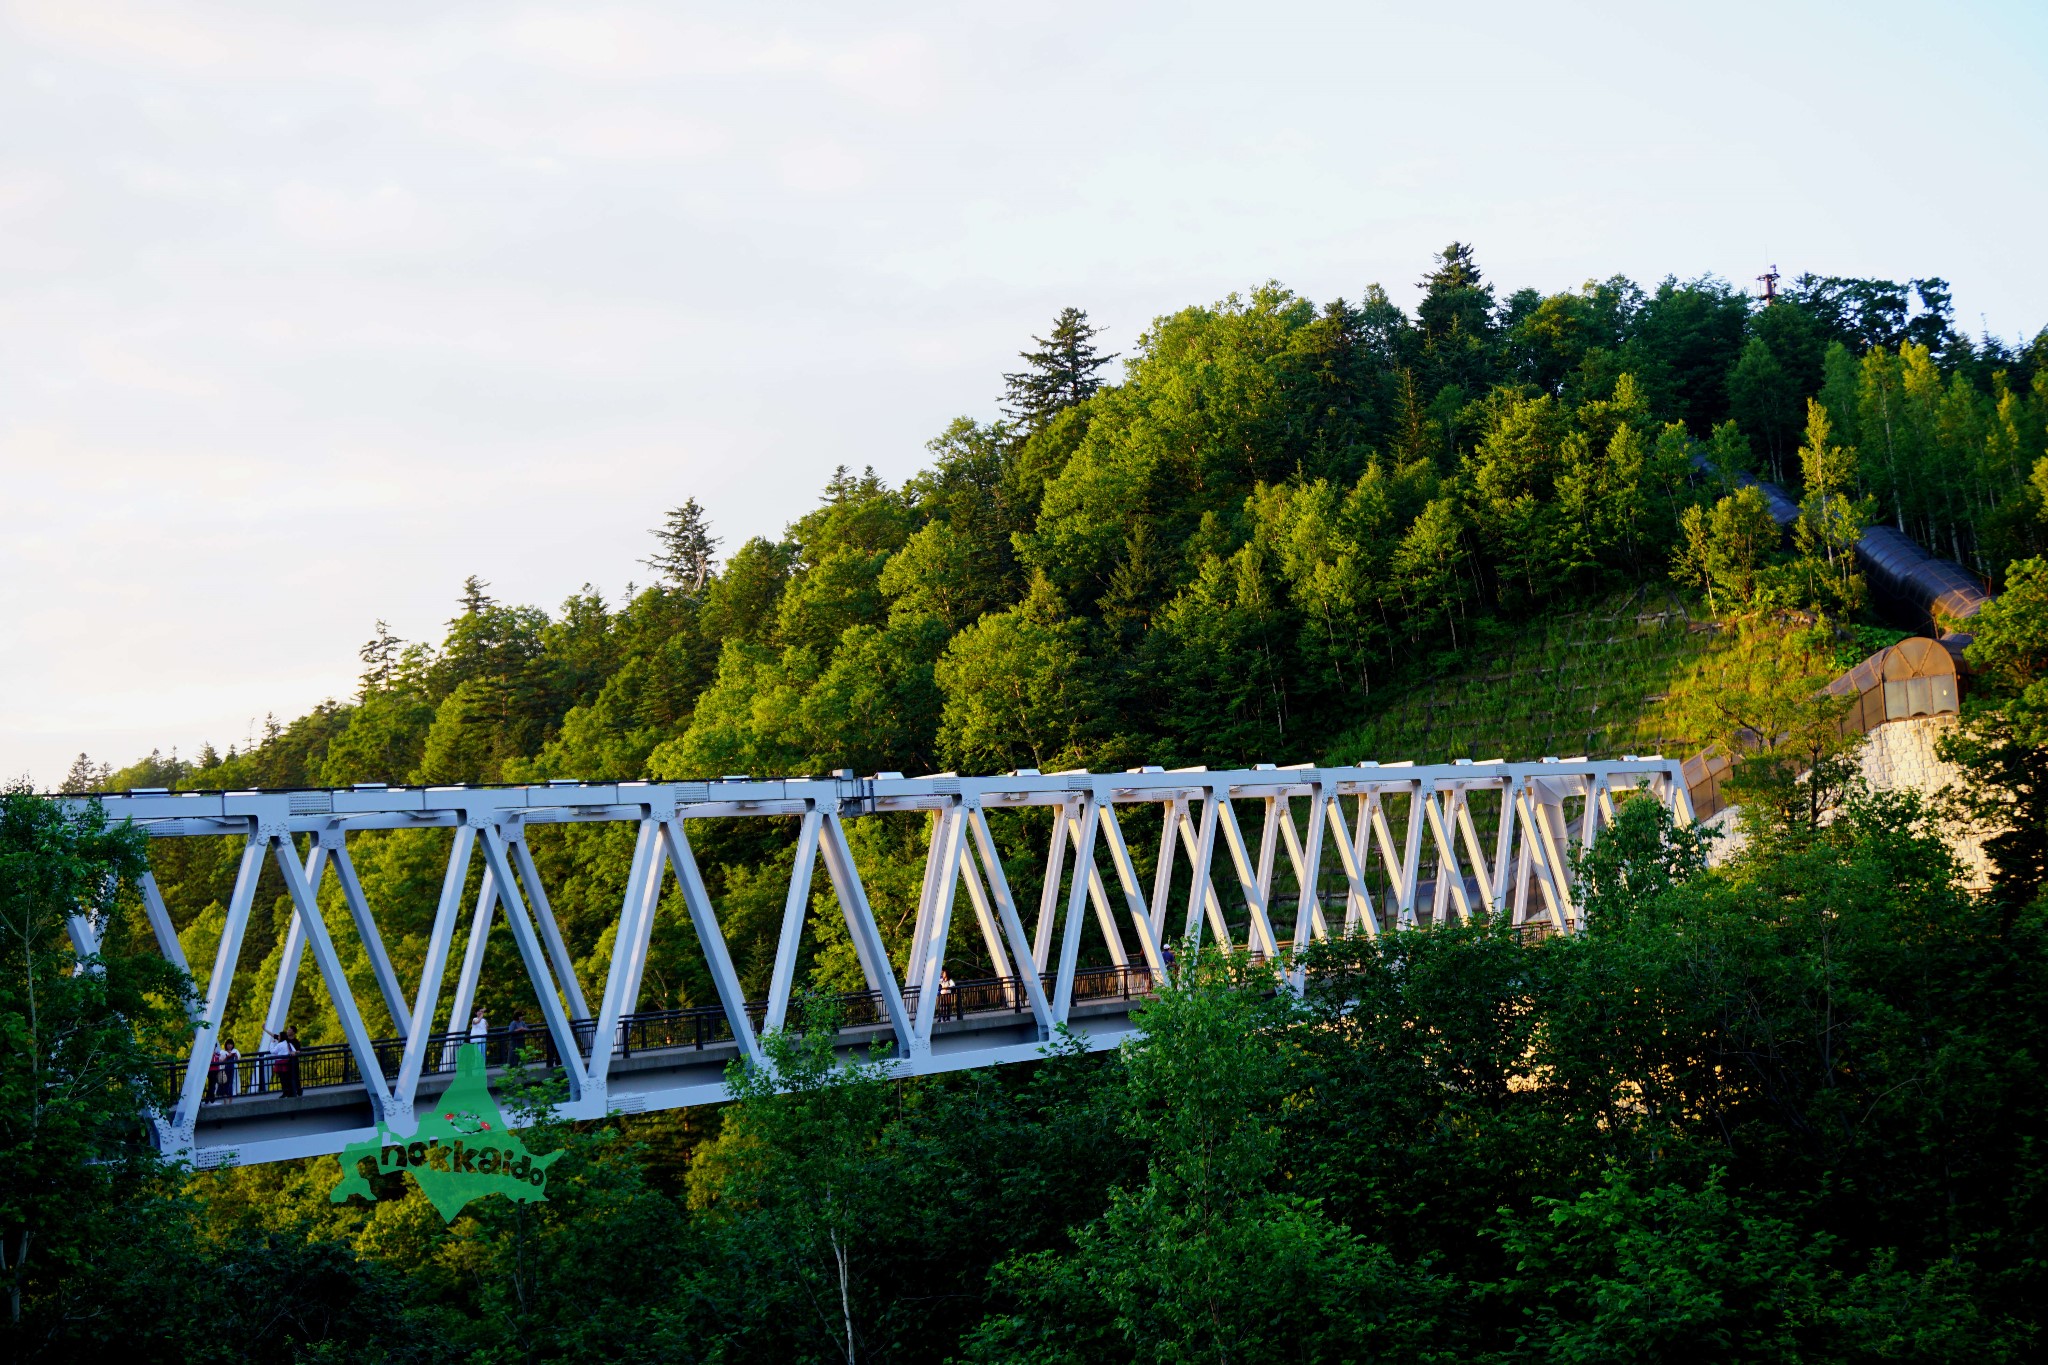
[170,958,1178,1106]
[182,1040,366,1103]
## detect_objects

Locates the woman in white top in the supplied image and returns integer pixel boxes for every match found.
[263,1027,299,1097]
[469,1008,489,1059]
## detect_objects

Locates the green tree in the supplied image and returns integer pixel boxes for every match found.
[1503,277,1639,399]
[969,961,1429,1364]
[1680,619,1859,846]
[902,416,1029,617]
[688,1005,899,1364]
[645,497,722,593]
[0,787,189,1337]
[1942,559,2048,914]
[879,522,982,631]
[320,689,436,787]
[56,754,111,794]
[1002,307,1118,430]
[1415,241,1498,395]
[1391,494,1470,646]
[800,618,948,776]
[935,577,1111,772]
[1965,557,2048,697]
[355,619,405,694]
[1147,540,1300,760]
[655,639,817,780]
[1632,274,1750,434]
[777,547,895,657]
[1728,335,1800,482]
[1791,399,1871,614]
[1730,299,1824,485]
[1671,486,1781,616]
[1493,1170,1845,1363]
[701,536,798,645]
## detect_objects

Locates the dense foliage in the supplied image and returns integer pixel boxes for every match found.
[15,247,2048,1360]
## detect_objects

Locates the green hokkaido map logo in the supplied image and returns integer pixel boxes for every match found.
[332,1042,562,1223]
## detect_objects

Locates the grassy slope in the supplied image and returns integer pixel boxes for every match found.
[1324,586,1721,767]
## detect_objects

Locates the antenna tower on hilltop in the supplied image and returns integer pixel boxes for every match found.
[1757,264,1780,305]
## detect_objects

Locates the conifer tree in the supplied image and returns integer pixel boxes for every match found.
[1414,242,1498,397]
[1416,242,1495,343]
[457,575,495,616]
[1001,307,1117,429]
[1727,336,1797,482]
[57,754,110,794]
[645,498,721,593]
[357,620,403,696]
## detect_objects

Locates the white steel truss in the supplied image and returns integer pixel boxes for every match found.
[67,757,1689,1168]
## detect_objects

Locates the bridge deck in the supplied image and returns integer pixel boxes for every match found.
[181,967,1154,1166]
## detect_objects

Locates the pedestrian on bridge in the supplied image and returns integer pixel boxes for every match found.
[938,968,955,1022]
[265,1026,301,1099]
[220,1038,240,1098]
[506,1012,527,1066]
[469,1008,489,1060]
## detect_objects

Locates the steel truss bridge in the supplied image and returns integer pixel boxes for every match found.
[71,757,1690,1169]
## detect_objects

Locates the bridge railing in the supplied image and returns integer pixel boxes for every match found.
[169,961,1172,1104]
[180,1041,377,1103]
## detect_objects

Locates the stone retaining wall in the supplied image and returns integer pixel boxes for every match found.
[1858,714,1992,888]
[1700,715,1991,889]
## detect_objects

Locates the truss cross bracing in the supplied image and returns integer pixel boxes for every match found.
[67,757,1688,1169]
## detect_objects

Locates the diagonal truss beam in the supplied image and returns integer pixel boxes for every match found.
[172,829,266,1137]
[763,808,824,1033]
[478,826,590,1096]
[818,809,916,1050]
[394,824,477,1111]
[269,834,394,1117]
[510,829,588,1022]
[966,803,1055,1035]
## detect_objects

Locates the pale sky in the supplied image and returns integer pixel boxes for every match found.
[5,0,2045,787]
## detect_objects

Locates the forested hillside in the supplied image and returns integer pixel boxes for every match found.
[16,247,2048,1363]
[82,248,2048,802]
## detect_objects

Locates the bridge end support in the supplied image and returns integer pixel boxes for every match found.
[154,1117,191,1165]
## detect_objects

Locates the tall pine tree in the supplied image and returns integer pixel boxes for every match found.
[1002,307,1117,429]
[645,498,721,593]
[1414,242,1498,398]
